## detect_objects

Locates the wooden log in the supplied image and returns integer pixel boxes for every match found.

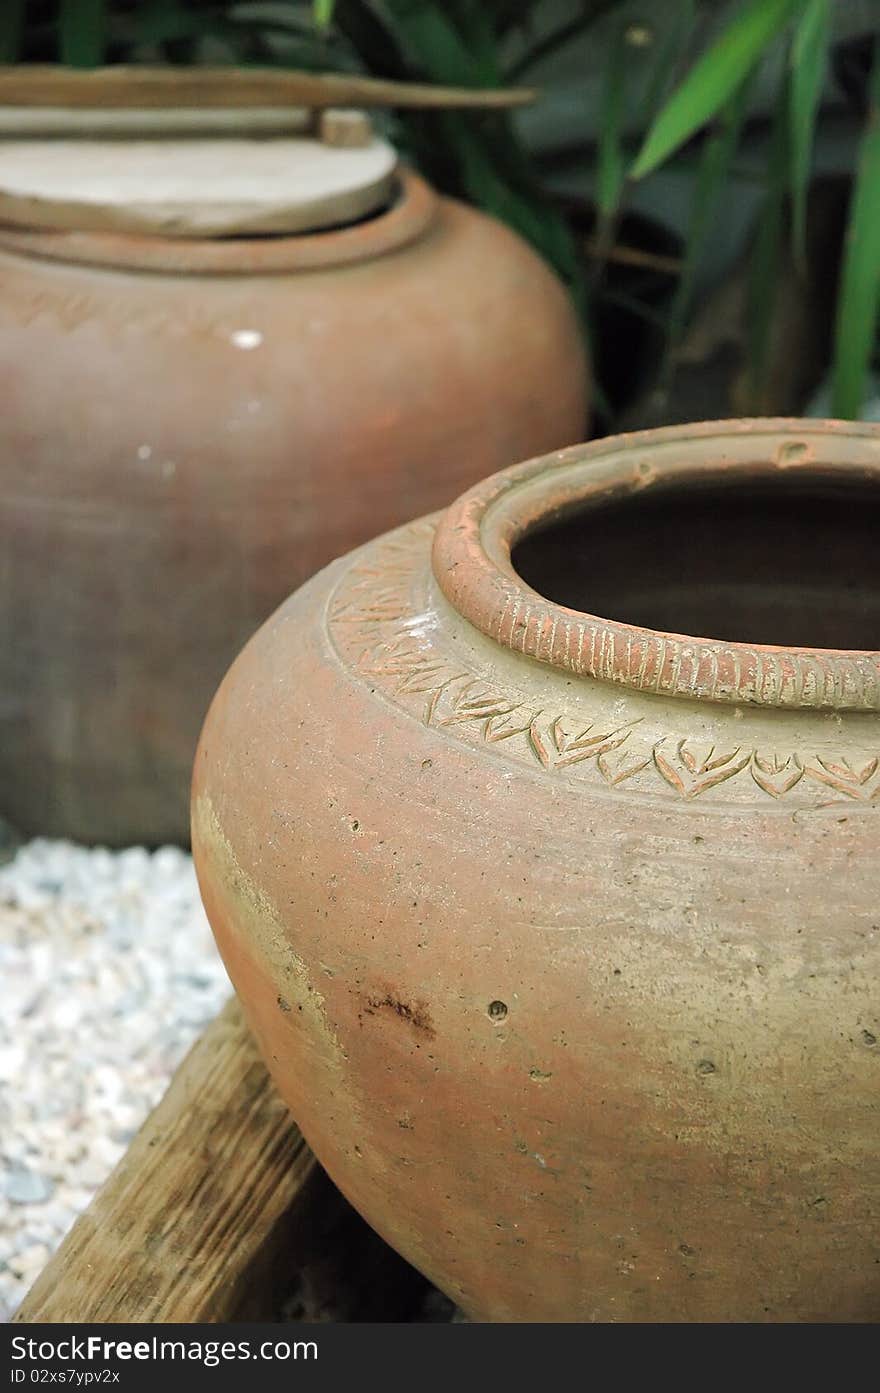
[13,998,321,1324]
[0,66,536,112]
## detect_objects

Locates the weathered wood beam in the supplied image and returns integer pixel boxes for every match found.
[13,998,320,1323]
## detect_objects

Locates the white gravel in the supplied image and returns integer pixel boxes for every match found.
[0,839,231,1321]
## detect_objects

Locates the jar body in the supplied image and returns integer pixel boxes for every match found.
[0,181,586,843]
[193,421,879,1321]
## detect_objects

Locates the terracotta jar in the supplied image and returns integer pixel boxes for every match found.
[193,419,879,1322]
[0,139,586,845]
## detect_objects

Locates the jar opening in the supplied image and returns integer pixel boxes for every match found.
[512,474,879,652]
[432,420,880,711]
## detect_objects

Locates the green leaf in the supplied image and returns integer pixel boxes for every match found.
[332,0,410,79]
[0,0,25,62]
[445,1,499,74]
[831,41,880,419]
[129,4,230,46]
[631,0,803,179]
[313,0,336,30]
[383,2,499,87]
[642,1,697,120]
[595,23,628,219]
[662,77,752,377]
[59,0,106,67]
[505,1,620,81]
[789,0,830,268]
[123,4,323,51]
[746,89,791,410]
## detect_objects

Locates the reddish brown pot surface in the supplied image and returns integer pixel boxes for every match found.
[193,419,879,1322]
[0,169,587,844]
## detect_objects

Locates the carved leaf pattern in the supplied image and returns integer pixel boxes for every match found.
[435,683,523,725]
[805,757,880,801]
[327,531,880,806]
[528,717,634,770]
[483,711,535,743]
[427,681,525,732]
[596,750,653,786]
[750,752,804,797]
[653,741,752,798]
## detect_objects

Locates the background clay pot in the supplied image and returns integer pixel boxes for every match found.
[0,160,587,845]
[194,418,879,1322]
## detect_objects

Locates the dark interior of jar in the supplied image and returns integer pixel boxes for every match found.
[510,474,879,650]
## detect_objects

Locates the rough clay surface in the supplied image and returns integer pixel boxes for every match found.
[192,422,880,1322]
[0,838,230,1321]
[0,174,588,847]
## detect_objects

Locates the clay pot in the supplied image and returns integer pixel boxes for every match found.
[192,419,879,1322]
[0,164,586,845]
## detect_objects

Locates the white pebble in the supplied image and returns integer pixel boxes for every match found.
[0,836,230,1319]
[9,1243,51,1282]
[4,1168,54,1204]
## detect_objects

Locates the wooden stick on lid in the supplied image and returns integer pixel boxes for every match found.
[0,65,537,111]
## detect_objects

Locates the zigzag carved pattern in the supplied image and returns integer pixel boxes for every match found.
[328,527,880,806]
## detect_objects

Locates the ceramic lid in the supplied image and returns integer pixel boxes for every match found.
[0,132,399,238]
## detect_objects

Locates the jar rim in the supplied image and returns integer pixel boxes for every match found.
[432,418,880,712]
[0,167,435,275]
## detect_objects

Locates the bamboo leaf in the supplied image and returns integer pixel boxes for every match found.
[642,1,697,120]
[124,5,325,51]
[59,0,106,67]
[746,90,790,410]
[445,2,499,74]
[831,41,880,418]
[0,0,25,63]
[383,2,498,87]
[789,0,830,268]
[130,6,235,46]
[505,1,620,81]
[662,77,752,378]
[332,0,410,80]
[595,23,628,219]
[631,0,803,179]
[313,0,336,30]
